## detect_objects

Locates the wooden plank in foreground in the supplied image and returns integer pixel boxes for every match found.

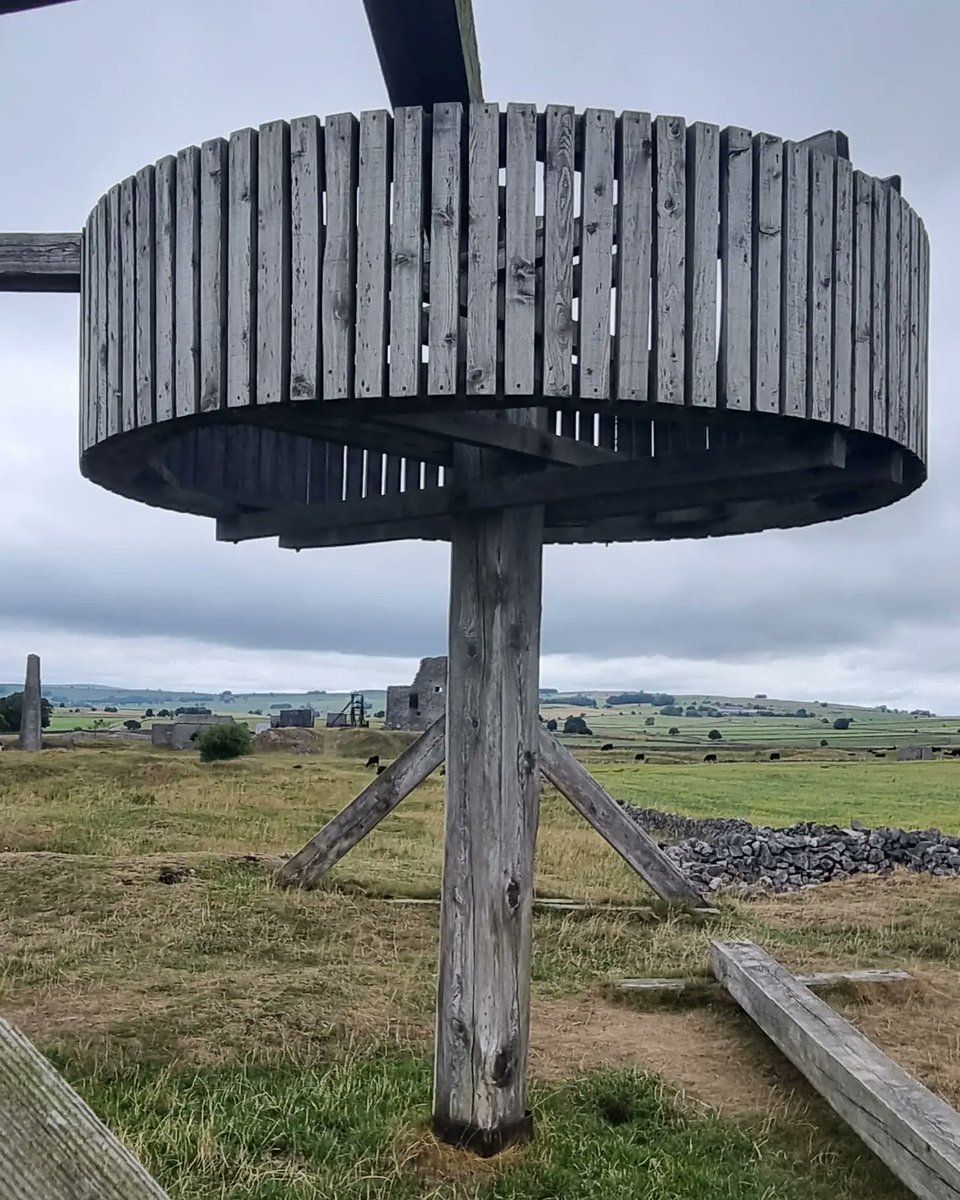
[538,727,706,907]
[0,232,80,291]
[711,941,960,1200]
[0,1018,169,1199]
[619,968,911,995]
[276,716,445,887]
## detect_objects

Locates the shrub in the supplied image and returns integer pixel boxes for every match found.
[820,739,829,747]
[546,718,558,732]
[144,708,154,717]
[668,726,679,736]
[644,716,655,726]
[123,719,142,731]
[374,710,385,718]
[563,715,593,736]
[833,717,851,730]
[0,692,53,731]
[198,723,252,763]
[707,728,722,741]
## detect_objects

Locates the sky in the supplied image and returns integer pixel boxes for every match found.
[1,0,958,709]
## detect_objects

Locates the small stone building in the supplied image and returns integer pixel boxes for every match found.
[385,656,447,731]
[269,708,315,729]
[151,714,235,750]
[896,745,934,761]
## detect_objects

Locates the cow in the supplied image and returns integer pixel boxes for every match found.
[376,764,387,775]
[769,752,780,762]
[703,753,717,763]
[365,754,380,769]
[600,743,614,751]
[634,753,645,761]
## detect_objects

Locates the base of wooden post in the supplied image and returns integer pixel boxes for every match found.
[431,1111,534,1157]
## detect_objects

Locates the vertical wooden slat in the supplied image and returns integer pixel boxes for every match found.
[919,221,930,463]
[652,115,686,405]
[908,208,920,455]
[579,108,615,399]
[808,150,834,422]
[94,197,110,442]
[175,147,200,419]
[119,177,136,432]
[780,142,808,418]
[852,170,873,432]
[290,115,324,401]
[543,105,575,399]
[390,106,425,398]
[751,133,783,413]
[503,103,537,396]
[832,157,853,428]
[79,223,89,452]
[428,101,463,397]
[613,111,652,401]
[718,126,753,412]
[884,188,902,447]
[85,212,100,449]
[869,177,888,437]
[199,138,228,412]
[227,128,257,409]
[356,109,393,397]
[256,120,291,405]
[322,113,359,399]
[134,165,156,430]
[466,102,499,395]
[105,185,121,438]
[685,121,719,409]
[897,196,912,448]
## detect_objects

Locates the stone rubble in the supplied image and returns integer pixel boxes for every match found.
[621,804,960,893]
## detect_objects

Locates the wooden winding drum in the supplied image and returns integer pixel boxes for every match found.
[78,104,929,548]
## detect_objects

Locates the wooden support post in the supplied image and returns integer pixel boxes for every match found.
[276,716,445,888]
[433,498,544,1155]
[538,728,707,907]
[711,941,960,1200]
[18,653,41,751]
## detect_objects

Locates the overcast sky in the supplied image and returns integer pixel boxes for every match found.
[1,0,957,708]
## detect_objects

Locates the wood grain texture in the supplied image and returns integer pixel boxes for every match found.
[885,185,902,446]
[614,110,652,401]
[852,170,873,432]
[428,101,463,397]
[870,176,888,437]
[256,120,291,405]
[227,128,257,408]
[118,178,137,433]
[105,184,122,438]
[504,103,537,396]
[83,216,98,450]
[711,940,960,1200]
[290,115,323,401]
[0,232,80,292]
[832,157,853,428]
[132,166,156,431]
[174,147,200,419]
[652,115,686,405]
[79,225,90,451]
[897,195,912,450]
[200,138,228,412]
[908,208,921,456]
[322,113,359,399]
[94,196,109,441]
[780,142,808,418]
[751,133,782,414]
[542,105,575,399]
[465,102,499,395]
[918,218,930,462]
[718,126,752,411]
[0,1017,170,1198]
[538,727,705,905]
[808,150,834,421]
[390,106,425,398]
[685,122,719,408]
[619,968,911,995]
[356,109,393,398]
[579,108,615,399]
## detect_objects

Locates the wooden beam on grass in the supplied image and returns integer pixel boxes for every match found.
[711,940,960,1200]
[0,232,81,292]
[538,727,707,907]
[618,968,912,996]
[0,1017,170,1199]
[276,716,445,888]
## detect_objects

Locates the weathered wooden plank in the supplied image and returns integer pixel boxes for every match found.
[355,109,392,398]
[322,113,359,399]
[427,101,463,396]
[134,166,156,430]
[199,138,228,412]
[908,208,921,456]
[105,185,122,438]
[885,187,902,446]
[84,215,100,449]
[718,126,752,411]
[174,147,200,419]
[685,121,719,409]
[290,115,323,401]
[79,224,90,451]
[919,219,930,462]
[808,150,834,422]
[852,170,873,432]
[652,115,686,405]
[94,195,109,442]
[618,968,911,996]
[227,129,257,409]
[780,141,808,418]
[712,940,960,1200]
[799,129,850,160]
[0,232,80,292]
[751,133,783,414]
[389,106,425,398]
[832,157,853,427]
[503,102,537,396]
[256,120,291,405]
[896,195,912,448]
[539,727,705,905]
[579,108,615,399]
[542,105,576,399]
[119,176,137,432]
[614,110,652,401]
[466,102,499,395]
[361,0,482,109]
[869,177,888,438]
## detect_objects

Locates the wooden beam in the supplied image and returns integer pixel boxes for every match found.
[618,968,912,996]
[538,727,706,907]
[361,0,482,109]
[0,1017,170,1198]
[0,0,77,12]
[799,129,850,160]
[276,716,445,888]
[711,940,960,1200]
[0,232,81,292]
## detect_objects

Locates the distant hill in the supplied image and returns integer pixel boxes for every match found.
[0,683,388,715]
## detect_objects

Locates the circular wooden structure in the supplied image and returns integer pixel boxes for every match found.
[79,106,928,549]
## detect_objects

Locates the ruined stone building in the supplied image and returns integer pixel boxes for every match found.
[385,656,447,730]
[151,713,236,750]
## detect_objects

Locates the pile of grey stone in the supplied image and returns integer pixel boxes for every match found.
[621,803,960,893]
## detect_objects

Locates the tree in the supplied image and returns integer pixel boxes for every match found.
[123,719,142,731]
[144,708,154,718]
[644,716,655,726]
[820,739,829,747]
[668,726,679,736]
[104,705,118,713]
[175,705,211,716]
[198,723,252,762]
[563,715,593,736]
[0,692,53,732]
[707,729,722,741]
[157,709,172,718]
[833,717,851,730]
[546,718,558,732]
[374,709,385,718]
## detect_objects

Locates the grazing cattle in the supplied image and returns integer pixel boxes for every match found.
[703,753,717,763]
[634,753,645,761]
[769,752,780,762]
[376,764,386,775]
[365,754,380,769]
[600,743,614,751]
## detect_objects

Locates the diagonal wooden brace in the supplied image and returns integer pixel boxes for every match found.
[537,727,707,907]
[276,716,445,888]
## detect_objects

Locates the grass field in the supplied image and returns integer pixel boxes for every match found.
[2,743,960,1197]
